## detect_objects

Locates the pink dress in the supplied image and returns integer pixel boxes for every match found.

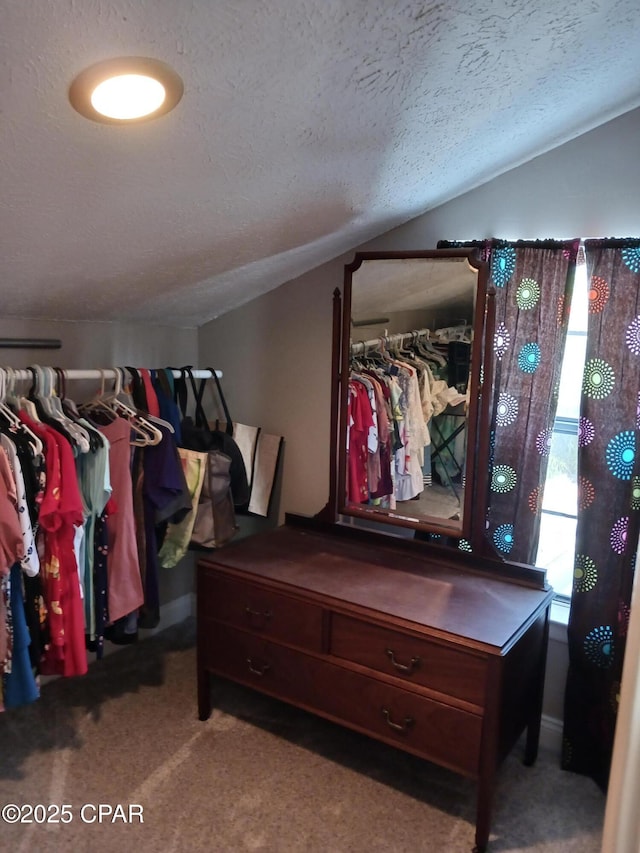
[98,417,144,622]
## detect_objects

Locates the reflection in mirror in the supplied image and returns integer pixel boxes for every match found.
[339,250,488,539]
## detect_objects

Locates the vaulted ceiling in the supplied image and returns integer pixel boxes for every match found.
[3,1,640,327]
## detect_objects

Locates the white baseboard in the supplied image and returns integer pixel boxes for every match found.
[138,592,195,637]
[539,713,563,755]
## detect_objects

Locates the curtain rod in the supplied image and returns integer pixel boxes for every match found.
[4,367,222,381]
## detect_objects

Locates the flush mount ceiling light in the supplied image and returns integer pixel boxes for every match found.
[69,56,183,124]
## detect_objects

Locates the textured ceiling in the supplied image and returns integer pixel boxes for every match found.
[3,1,640,327]
[351,257,476,322]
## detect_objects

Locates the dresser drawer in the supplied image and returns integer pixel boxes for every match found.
[320,664,482,776]
[330,613,487,706]
[203,622,323,710]
[204,622,482,776]
[199,569,323,652]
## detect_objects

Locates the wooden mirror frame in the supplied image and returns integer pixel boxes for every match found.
[328,248,495,545]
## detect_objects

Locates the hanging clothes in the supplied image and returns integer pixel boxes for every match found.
[14,409,86,678]
[0,446,25,695]
[96,415,144,624]
[136,422,192,630]
[347,332,467,506]
[3,563,39,709]
[75,424,112,656]
[0,365,219,710]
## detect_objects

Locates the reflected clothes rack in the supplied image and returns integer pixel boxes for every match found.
[349,327,433,355]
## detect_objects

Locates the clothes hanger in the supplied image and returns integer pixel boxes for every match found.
[27,364,87,454]
[16,367,42,422]
[148,412,175,434]
[414,331,448,367]
[82,370,163,447]
[29,364,56,417]
[55,367,102,453]
[52,368,95,452]
[111,368,167,442]
[41,366,92,453]
[139,368,175,434]
[391,332,416,360]
[0,368,43,455]
[0,368,25,431]
[434,322,473,344]
[112,367,165,445]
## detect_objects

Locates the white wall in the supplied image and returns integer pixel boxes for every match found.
[199,105,640,742]
[198,258,343,519]
[371,106,640,247]
[0,317,197,371]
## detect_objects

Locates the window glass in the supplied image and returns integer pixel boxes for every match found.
[542,430,578,515]
[534,249,587,600]
[568,260,588,332]
[556,334,587,419]
[536,513,576,597]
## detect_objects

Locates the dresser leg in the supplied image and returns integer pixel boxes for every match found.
[523,717,541,766]
[524,607,550,766]
[474,785,492,853]
[198,665,211,721]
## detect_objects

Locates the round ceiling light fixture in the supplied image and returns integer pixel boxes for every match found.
[69,56,184,124]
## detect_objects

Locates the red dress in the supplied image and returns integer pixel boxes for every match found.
[347,381,374,503]
[19,413,87,677]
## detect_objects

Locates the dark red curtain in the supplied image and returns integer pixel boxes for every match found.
[562,239,640,788]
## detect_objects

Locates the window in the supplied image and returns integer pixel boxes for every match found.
[535,253,588,599]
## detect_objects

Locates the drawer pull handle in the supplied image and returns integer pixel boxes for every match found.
[386,648,421,674]
[246,658,271,677]
[245,606,272,626]
[381,707,414,732]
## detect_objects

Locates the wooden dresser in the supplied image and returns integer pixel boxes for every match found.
[197,521,553,853]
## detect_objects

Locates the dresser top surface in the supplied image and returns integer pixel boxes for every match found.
[200,526,552,650]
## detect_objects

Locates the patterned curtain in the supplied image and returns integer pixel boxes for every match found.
[439,239,579,562]
[485,240,579,563]
[562,239,640,788]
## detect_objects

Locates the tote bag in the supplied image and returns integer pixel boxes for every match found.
[174,368,246,548]
[176,367,250,507]
[189,448,238,549]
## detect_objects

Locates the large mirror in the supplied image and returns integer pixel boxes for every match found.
[336,248,492,539]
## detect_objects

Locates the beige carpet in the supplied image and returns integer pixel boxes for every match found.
[0,619,605,853]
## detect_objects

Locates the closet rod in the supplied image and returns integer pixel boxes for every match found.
[5,368,222,381]
[350,327,432,355]
[0,338,62,349]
